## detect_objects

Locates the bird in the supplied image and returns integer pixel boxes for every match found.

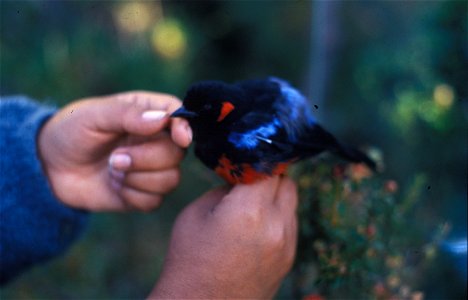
[170,77,376,185]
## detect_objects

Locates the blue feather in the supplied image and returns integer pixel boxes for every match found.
[228,118,281,149]
[269,77,316,124]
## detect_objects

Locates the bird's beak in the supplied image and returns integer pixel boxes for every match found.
[170,106,198,119]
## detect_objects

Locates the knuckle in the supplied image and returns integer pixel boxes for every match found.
[264,223,287,249]
[121,91,181,112]
[217,200,265,229]
[239,205,264,224]
[118,92,146,112]
[118,92,154,116]
[159,92,181,104]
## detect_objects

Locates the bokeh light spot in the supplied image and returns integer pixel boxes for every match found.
[114,1,160,34]
[151,19,187,60]
[433,84,454,109]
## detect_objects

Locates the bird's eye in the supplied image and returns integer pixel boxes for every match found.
[203,104,212,110]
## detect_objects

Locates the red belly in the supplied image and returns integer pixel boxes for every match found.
[214,154,289,184]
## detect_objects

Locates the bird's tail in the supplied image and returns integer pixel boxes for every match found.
[299,124,376,171]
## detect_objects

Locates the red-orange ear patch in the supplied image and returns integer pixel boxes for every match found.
[217,101,235,122]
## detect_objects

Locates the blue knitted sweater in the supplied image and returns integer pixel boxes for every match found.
[0,96,88,284]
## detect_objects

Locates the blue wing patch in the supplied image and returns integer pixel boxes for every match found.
[228,118,281,149]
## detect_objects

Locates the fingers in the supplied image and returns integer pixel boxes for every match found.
[110,134,185,172]
[85,91,192,147]
[276,177,298,264]
[157,93,192,148]
[108,168,180,212]
[107,134,183,212]
[275,177,298,215]
[124,168,180,194]
[119,187,163,212]
[212,177,282,222]
[90,92,174,135]
[171,118,192,148]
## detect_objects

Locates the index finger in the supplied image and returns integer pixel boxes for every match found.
[115,91,181,111]
[113,91,191,148]
[87,91,181,135]
[275,176,298,215]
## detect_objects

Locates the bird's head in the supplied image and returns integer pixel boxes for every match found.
[171,81,246,131]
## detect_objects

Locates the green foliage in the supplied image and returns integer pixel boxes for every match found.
[1,1,465,299]
[288,159,448,299]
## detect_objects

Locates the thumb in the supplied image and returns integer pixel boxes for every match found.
[89,92,180,136]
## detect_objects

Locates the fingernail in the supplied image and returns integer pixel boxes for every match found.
[142,110,167,121]
[109,167,125,180]
[109,153,131,170]
[186,124,193,143]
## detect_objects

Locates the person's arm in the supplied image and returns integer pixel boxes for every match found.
[0,96,87,284]
[0,92,191,284]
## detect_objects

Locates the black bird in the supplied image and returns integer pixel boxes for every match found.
[171,77,375,184]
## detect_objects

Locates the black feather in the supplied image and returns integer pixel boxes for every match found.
[171,77,376,184]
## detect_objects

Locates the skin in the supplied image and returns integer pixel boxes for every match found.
[149,176,298,299]
[38,91,191,211]
[37,91,298,298]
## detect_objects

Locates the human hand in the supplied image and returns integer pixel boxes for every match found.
[149,176,298,299]
[38,91,191,212]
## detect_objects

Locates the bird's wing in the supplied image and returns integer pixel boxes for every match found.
[234,78,376,169]
[235,78,315,140]
[268,77,316,123]
[232,77,332,157]
[227,112,284,150]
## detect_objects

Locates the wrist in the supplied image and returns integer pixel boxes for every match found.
[37,116,75,209]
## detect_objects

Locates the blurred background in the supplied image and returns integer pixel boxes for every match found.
[0,0,466,299]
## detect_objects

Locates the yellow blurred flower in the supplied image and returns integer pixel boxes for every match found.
[433,84,454,109]
[113,1,161,34]
[151,19,187,60]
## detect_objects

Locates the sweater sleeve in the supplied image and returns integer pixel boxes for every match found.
[0,96,88,285]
